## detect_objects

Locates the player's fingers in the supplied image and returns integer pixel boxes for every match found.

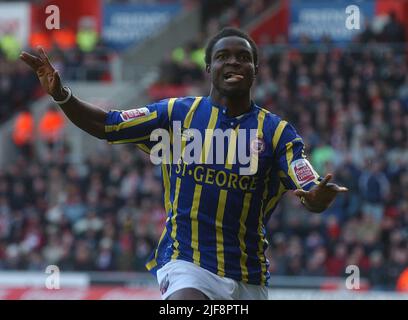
[325,183,349,193]
[20,51,39,61]
[333,185,349,192]
[51,70,62,88]
[293,189,307,198]
[318,174,332,188]
[19,54,35,68]
[19,51,42,69]
[37,46,53,67]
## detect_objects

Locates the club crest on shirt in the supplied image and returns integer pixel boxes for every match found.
[250,137,265,154]
[291,159,317,187]
[120,107,150,121]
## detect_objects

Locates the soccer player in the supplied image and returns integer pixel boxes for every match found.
[20,28,348,300]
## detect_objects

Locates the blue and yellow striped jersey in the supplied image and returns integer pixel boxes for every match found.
[105,96,320,286]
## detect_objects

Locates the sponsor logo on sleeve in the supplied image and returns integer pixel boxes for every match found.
[291,159,317,187]
[120,107,150,121]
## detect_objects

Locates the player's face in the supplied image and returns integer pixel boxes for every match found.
[207,36,257,97]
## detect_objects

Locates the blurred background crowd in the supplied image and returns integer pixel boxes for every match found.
[0,0,407,292]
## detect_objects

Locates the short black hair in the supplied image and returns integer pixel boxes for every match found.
[205,27,258,66]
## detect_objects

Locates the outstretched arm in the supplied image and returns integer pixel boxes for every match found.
[20,47,107,139]
[293,173,348,213]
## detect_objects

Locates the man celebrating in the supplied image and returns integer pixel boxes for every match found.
[20,28,347,300]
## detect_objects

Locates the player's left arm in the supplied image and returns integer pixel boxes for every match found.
[275,121,348,213]
[293,173,348,213]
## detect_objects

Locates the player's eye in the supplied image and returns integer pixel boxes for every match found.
[239,54,251,62]
[217,53,227,60]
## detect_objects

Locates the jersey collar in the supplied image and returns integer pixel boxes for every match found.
[206,96,257,121]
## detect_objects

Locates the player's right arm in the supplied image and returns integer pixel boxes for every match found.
[20,47,107,139]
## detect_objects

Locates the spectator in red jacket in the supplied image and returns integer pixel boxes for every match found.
[12,108,34,158]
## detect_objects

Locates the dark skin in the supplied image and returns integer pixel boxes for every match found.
[167,288,209,300]
[20,38,347,300]
[19,47,107,139]
[207,36,257,117]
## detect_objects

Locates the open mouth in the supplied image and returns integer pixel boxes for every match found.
[224,73,244,83]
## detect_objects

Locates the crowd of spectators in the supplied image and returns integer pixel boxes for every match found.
[150,0,274,99]
[1,4,407,291]
[0,46,112,126]
[0,145,165,272]
[0,54,40,124]
[2,0,261,124]
[0,15,113,125]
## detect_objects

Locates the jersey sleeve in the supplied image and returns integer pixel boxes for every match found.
[274,121,321,191]
[104,99,173,150]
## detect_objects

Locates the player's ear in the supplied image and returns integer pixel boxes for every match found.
[205,64,210,73]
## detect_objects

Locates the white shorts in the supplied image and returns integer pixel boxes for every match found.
[156,260,268,300]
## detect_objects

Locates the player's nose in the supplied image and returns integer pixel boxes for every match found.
[225,55,240,66]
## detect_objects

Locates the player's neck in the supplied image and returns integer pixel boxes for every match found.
[209,90,252,118]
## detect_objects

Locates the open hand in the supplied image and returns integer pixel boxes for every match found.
[19,46,65,100]
[293,173,348,213]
